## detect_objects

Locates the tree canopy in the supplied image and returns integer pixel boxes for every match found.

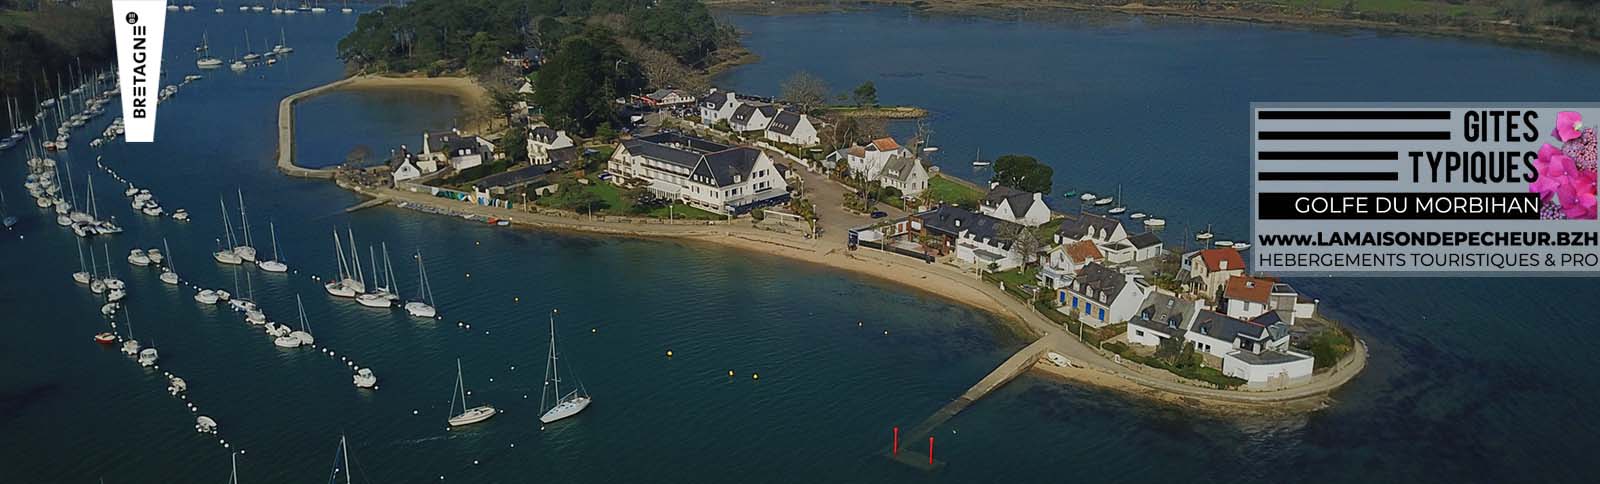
[992,154,1054,194]
[533,28,645,135]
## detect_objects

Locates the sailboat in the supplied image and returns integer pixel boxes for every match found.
[102,246,126,301]
[343,229,366,293]
[196,32,223,69]
[89,245,106,294]
[539,309,591,424]
[404,251,437,318]
[970,147,990,167]
[356,245,394,308]
[160,239,180,285]
[241,30,261,62]
[1195,224,1215,241]
[327,435,361,482]
[1107,185,1127,215]
[447,358,497,427]
[325,231,357,297]
[214,198,244,264]
[1,188,16,229]
[232,190,257,262]
[121,306,141,356]
[214,0,225,14]
[276,295,315,347]
[73,238,91,284]
[258,221,289,273]
[227,452,239,484]
[311,0,327,13]
[275,28,294,54]
[340,0,353,14]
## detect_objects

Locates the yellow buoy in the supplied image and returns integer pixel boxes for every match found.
[728,370,735,377]
[883,330,890,335]
[591,328,597,333]
[514,297,519,303]
[666,350,674,357]
[752,373,759,380]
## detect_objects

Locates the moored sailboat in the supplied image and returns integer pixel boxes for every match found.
[447,358,497,427]
[404,251,437,318]
[539,309,591,424]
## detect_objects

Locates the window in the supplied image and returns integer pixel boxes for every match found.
[1098,308,1105,321]
[1136,330,1145,337]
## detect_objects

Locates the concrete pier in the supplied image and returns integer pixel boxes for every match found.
[890,337,1052,470]
[275,78,355,179]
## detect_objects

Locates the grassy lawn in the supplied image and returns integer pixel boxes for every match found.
[646,202,723,220]
[926,175,983,208]
[990,267,1040,288]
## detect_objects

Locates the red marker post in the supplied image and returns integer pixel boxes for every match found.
[928,436,934,465]
[892,427,899,455]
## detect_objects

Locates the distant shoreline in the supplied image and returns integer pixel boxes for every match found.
[707,0,1599,56]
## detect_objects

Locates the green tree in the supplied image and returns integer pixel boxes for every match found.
[991,154,1054,194]
[533,28,645,135]
[852,81,878,107]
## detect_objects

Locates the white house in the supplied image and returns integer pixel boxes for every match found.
[764,109,820,146]
[911,205,1025,271]
[730,103,778,132]
[1126,291,1203,348]
[393,156,425,182]
[1058,262,1151,328]
[1187,310,1313,386]
[828,137,919,182]
[1038,239,1102,289]
[608,132,790,214]
[641,88,696,108]
[1186,248,1245,300]
[1128,232,1164,262]
[979,183,1051,227]
[1223,274,1274,320]
[698,90,743,124]
[1055,212,1128,246]
[527,125,577,165]
[422,129,495,171]
[877,155,929,196]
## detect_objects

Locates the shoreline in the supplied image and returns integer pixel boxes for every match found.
[707,0,1600,57]
[283,74,1364,413]
[276,75,491,178]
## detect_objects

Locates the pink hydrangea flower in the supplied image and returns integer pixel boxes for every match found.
[1530,144,1574,197]
[1562,171,1598,219]
[1554,111,1585,142]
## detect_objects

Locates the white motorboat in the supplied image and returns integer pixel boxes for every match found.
[1214,240,1235,248]
[122,339,140,356]
[107,288,126,302]
[1233,242,1252,251]
[539,309,591,424]
[128,249,151,266]
[1093,196,1113,206]
[172,209,189,221]
[138,347,159,367]
[146,248,164,264]
[1144,218,1166,227]
[1130,212,1148,220]
[101,302,118,316]
[273,335,302,348]
[245,309,267,325]
[264,322,291,337]
[196,416,218,434]
[1080,192,1097,202]
[194,289,219,304]
[142,205,163,217]
[258,222,288,272]
[405,251,438,318]
[168,375,188,395]
[447,358,497,427]
[353,367,377,389]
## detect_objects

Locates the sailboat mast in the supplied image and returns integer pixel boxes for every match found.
[270,222,281,260]
[164,238,175,272]
[348,228,363,286]
[457,358,468,408]
[237,189,251,246]
[297,294,309,332]
[383,243,397,297]
[340,435,351,484]
[333,231,347,279]
[550,310,560,399]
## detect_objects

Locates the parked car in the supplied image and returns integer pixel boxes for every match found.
[870,211,888,219]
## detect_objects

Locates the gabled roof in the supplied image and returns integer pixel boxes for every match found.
[529,125,568,145]
[1128,232,1162,249]
[730,103,777,124]
[768,109,805,135]
[981,184,1038,220]
[1132,292,1198,336]
[880,155,923,182]
[1194,248,1244,273]
[1072,262,1129,305]
[699,90,728,109]
[694,147,764,187]
[914,205,1018,248]
[1058,213,1122,241]
[647,88,690,101]
[1223,275,1274,304]
[620,138,704,169]
[1064,240,1102,264]
[547,145,580,164]
[1191,310,1271,343]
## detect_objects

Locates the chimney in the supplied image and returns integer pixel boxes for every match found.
[989,181,999,189]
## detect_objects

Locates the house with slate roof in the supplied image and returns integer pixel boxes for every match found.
[1186,310,1314,385]
[877,154,929,196]
[763,109,820,146]
[639,88,696,108]
[1128,231,1164,262]
[729,103,779,132]
[526,125,577,166]
[608,132,790,214]
[698,90,742,124]
[979,183,1050,227]
[1055,212,1128,246]
[1038,239,1103,289]
[909,205,1025,270]
[421,129,495,171]
[1058,262,1151,328]
[827,137,921,185]
[1126,290,1203,347]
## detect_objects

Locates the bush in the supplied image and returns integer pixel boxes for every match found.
[1302,327,1355,369]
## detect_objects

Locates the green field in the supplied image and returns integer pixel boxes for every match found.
[926,175,983,208]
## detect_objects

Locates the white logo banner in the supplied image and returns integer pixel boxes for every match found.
[112,1,168,142]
